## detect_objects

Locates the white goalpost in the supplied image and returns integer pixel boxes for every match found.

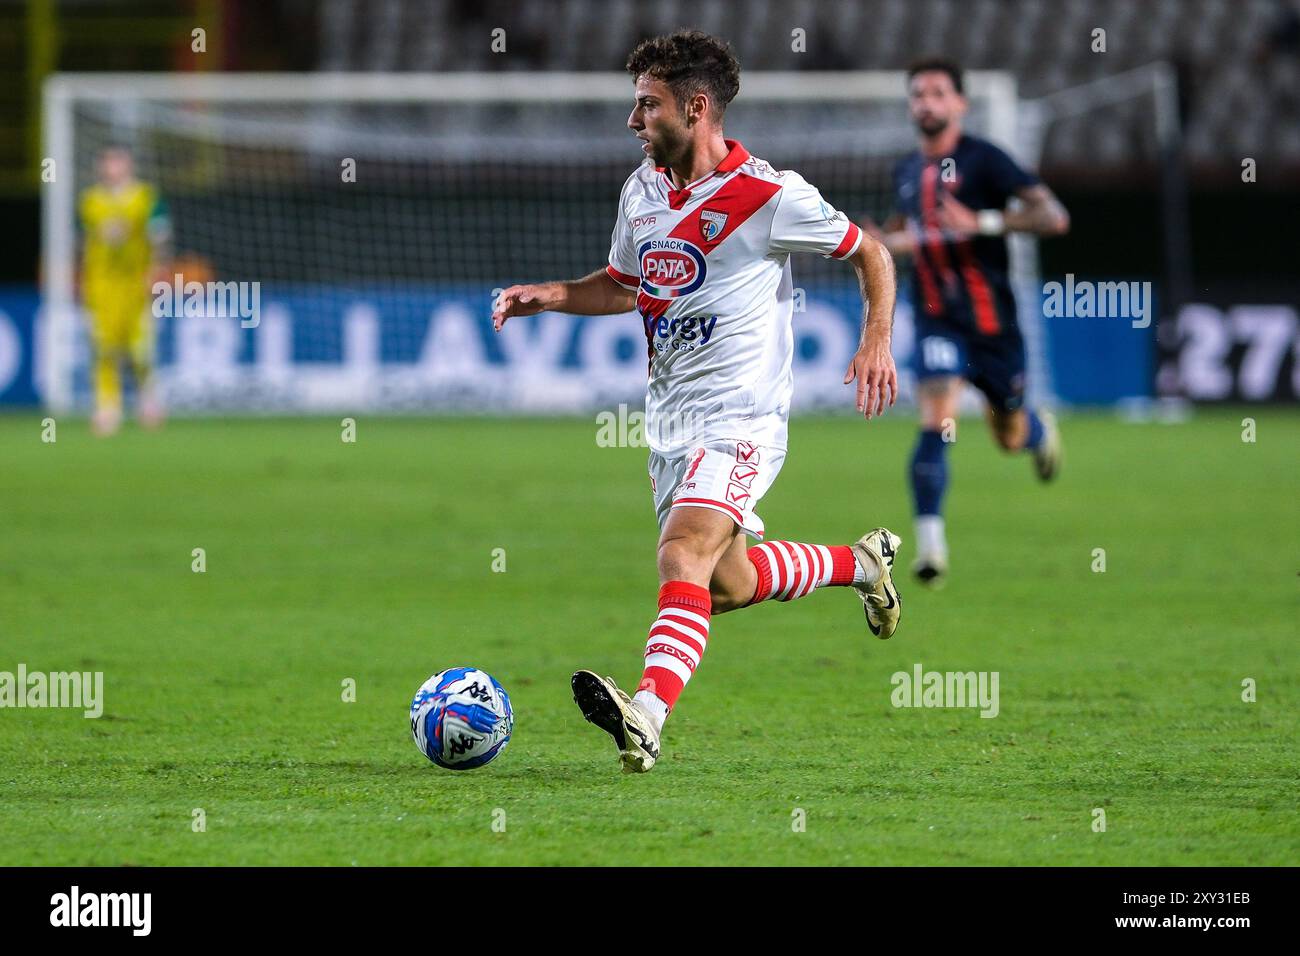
[41,70,1041,415]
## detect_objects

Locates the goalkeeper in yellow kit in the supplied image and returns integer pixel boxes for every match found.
[79,146,171,435]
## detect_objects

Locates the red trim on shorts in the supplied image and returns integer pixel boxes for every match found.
[670,497,762,537]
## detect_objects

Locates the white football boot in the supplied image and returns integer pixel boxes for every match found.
[849,528,903,639]
[571,670,661,773]
[1032,411,1062,482]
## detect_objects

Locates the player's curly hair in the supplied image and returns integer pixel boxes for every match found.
[625,30,741,121]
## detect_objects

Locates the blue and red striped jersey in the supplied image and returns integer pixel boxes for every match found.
[892,134,1038,335]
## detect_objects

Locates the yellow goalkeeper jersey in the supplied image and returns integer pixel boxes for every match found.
[79,181,168,294]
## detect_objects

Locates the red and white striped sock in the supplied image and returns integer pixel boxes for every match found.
[746,541,871,604]
[634,580,711,717]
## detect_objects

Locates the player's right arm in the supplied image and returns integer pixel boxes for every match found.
[494,172,641,331]
[491,270,634,330]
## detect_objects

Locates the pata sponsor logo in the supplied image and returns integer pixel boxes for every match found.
[638,239,706,296]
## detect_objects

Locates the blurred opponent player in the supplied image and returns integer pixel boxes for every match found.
[493,31,902,773]
[866,59,1070,587]
[79,145,170,435]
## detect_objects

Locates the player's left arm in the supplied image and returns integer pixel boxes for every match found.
[935,139,1071,241]
[1004,183,1071,236]
[842,230,899,420]
[936,182,1069,237]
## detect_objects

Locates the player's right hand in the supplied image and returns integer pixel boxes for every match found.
[843,341,898,420]
[492,284,550,331]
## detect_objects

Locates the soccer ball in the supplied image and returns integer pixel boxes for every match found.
[410,666,514,770]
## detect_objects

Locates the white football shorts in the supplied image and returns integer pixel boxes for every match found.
[648,438,786,539]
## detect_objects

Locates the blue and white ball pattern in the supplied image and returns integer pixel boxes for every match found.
[410,666,514,770]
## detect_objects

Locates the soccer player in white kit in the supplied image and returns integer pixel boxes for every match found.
[493,31,903,773]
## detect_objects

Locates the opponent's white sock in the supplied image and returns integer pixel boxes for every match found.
[915,514,948,558]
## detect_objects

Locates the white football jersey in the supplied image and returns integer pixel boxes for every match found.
[606,140,862,459]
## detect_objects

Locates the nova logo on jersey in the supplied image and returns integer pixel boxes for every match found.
[638,238,706,298]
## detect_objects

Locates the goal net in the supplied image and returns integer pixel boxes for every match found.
[41,71,1040,414]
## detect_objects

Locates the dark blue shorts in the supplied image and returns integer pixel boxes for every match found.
[913,316,1027,413]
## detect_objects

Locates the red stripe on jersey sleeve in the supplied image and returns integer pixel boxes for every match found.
[831,221,862,259]
[605,264,639,290]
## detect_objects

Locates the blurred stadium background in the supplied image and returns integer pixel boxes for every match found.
[0,0,1296,412]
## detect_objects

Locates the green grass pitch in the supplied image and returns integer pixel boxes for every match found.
[0,409,1295,865]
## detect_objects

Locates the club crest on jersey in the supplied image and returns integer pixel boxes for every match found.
[638,238,707,299]
[699,209,728,242]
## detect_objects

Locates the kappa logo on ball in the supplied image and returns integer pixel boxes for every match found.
[730,463,758,489]
[638,238,706,298]
[735,441,760,463]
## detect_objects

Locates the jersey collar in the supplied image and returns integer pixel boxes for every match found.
[659,139,750,209]
[715,138,749,173]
